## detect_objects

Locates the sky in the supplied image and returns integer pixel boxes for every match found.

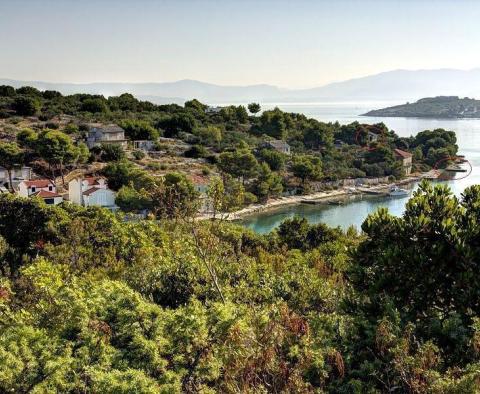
[1,0,480,88]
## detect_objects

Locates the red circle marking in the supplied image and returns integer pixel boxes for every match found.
[433,155,472,180]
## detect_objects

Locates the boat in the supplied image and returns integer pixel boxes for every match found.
[389,186,410,197]
[445,164,467,172]
[328,200,344,206]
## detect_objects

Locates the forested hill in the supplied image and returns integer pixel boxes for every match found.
[364,96,480,118]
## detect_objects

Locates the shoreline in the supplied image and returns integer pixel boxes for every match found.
[197,174,429,222]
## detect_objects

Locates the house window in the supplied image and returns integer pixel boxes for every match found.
[48,186,53,191]
[44,198,54,205]
[31,186,36,192]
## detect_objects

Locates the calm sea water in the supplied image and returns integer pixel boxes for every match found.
[240,102,480,234]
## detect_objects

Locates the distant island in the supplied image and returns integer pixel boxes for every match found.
[363,96,480,118]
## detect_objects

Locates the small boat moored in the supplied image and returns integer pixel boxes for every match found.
[389,186,410,197]
[445,164,467,172]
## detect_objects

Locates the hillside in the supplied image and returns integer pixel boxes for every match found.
[363,96,480,118]
[0,85,477,393]
[3,68,480,103]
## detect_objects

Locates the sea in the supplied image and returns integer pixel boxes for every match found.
[239,101,480,234]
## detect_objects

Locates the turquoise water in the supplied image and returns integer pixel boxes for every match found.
[240,102,480,234]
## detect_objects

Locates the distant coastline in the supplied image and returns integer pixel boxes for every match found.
[363,96,480,119]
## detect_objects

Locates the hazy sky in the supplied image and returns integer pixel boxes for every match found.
[1,0,479,88]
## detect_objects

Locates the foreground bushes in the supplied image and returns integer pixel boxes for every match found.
[1,181,480,392]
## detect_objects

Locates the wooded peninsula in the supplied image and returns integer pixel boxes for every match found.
[364,96,480,118]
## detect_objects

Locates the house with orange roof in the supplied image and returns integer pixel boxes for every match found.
[17,179,64,205]
[68,176,117,209]
[394,149,413,175]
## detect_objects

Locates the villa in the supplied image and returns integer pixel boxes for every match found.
[261,139,291,155]
[394,149,413,175]
[68,176,117,209]
[17,179,63,205]
[86,124,128,149]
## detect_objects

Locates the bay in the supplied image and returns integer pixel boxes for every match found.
[239,102,480,234]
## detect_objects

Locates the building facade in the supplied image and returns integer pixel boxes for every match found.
[68,177,116,208]
[0,166,32,188]
[86,124,128,149]
[394,149,413,175]
[17,180,63,205]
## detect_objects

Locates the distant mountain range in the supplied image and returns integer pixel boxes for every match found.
[2,68,480,104]
[363,96,480,118]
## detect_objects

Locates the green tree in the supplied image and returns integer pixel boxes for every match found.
[207,175,246,218]
[194,125,222,146]
[291,155,322,184]
[16,128,38,149]
[12,96,41,116]
[116,185,152,212]
[0,85,15,97]
[102,160,156,191]
[303,122,334,150]
[347,181,480,388]
[184,145,207,158]
[108,93,139,111]
[218,149,259,183]
[255,108,286,139]
[100,143,126,162]
[257,148,286,171]
[251,163,283,202]
[119,119,159,141]
[81,97,109,113]
[0,142,23,190]
[248,102,261,116]
[185,98,207,112]
[151,173,198,219]
[35,130,83,184]
[16,86,42,96]
[42,90,62,99]
[156,113,196,137]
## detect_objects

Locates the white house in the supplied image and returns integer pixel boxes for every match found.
[17,179,63,205]
[205,106,223,114]
[68,177,117,209]
[367,131,379,143]
[0,166,32,188]
[133,140,156,152]
[86,124,128,149]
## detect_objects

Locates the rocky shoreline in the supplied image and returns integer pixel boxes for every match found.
[197,174,431,222]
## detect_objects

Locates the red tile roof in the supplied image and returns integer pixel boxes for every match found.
[189,174,209,185]
[83,177,104,186]
[23,180,54,188]
[32,190,61,198]
[83,187,101,196]
[394,149,413,159]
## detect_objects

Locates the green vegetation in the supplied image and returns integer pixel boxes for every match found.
[1,181,480,392]
[364,96,480,118]
[0,85,460,209]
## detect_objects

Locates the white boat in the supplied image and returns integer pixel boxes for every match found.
[389,186,409,197]
[345,187,357,194]
[445,164,467,172]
